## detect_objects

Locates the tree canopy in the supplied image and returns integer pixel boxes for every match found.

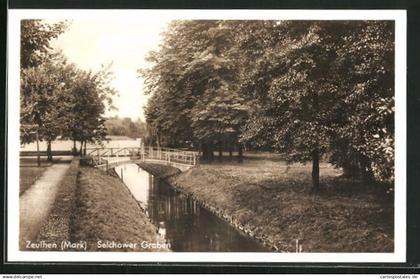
[20,20,116,160]
[105,117,147,139]
[21,20,68,69]
[141,20,395,188]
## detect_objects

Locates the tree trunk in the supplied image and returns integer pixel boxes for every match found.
[311,92,320,191]
[83,141,87,156]
[208,143,214,162]
[229,145,233,159]
[312,148,320,192]
[341,148,359,178]
[201,142,207,161]
[79,141,84,155]
[47,141,53,162]
[238,143,243,163]
[218,141,223,161]
[72,140,77,155]
[359,154,374,183]
[156,132,160,148]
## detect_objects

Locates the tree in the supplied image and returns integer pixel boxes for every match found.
[239,21,394,189]
[142,20,394,187]
[328,21,395,183]
[238,21,330,190]
[21,19,68,69]
[191,82,248,161]
[20,19,69,160]
[20,58,69,161]
[141,21,220,148]
[142,21,248,160]
[20,20,117,158]
[105,117,147,139]
[62,64,116,155]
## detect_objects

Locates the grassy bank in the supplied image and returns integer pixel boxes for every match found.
[34,159,169,252]
[71,167,170,251]
[171,152,394,252]
[136,162,181,179]
[36,158,80,247]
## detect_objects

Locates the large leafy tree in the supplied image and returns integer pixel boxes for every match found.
[239,21,394,189]
[142,21,248,160]
[20,19,68,157]
[21,19,68,69]
[142,20,394,187]
[20,19,117,158]
[20,57,70,160]
[62,64,116,155]
[329,21,394,183]
[142,21,222,148]
[239,21,339,190]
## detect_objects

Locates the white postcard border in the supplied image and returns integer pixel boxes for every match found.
[7,9,407,263]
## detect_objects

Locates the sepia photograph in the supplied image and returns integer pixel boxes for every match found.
[6,9,407,263]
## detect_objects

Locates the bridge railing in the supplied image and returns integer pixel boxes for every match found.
[143,146,198,166]
[86,146,199,169]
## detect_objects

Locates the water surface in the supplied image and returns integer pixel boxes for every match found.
[114,163,269,252]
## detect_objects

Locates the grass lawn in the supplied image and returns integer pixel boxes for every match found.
[71,167,170,251]
[20,167,47,195]
[19,158,53,195]
[19,157,72,195]
[172,152,394,252]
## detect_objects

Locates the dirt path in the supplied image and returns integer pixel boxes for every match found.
[19,163,71,249]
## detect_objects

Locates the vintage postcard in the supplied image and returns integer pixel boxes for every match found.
[6,9,407,263]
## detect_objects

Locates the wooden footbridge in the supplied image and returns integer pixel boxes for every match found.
[85,146,199,172]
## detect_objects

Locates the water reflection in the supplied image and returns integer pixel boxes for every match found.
[114,163,268,252]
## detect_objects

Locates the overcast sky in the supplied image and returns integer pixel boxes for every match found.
[50,19,171,121]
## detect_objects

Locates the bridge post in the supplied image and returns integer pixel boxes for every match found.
[193,153,196,166]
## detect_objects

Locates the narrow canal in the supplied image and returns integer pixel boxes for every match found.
[114,163,269,252]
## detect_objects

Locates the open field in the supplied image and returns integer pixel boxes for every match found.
[171,152,394,252]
